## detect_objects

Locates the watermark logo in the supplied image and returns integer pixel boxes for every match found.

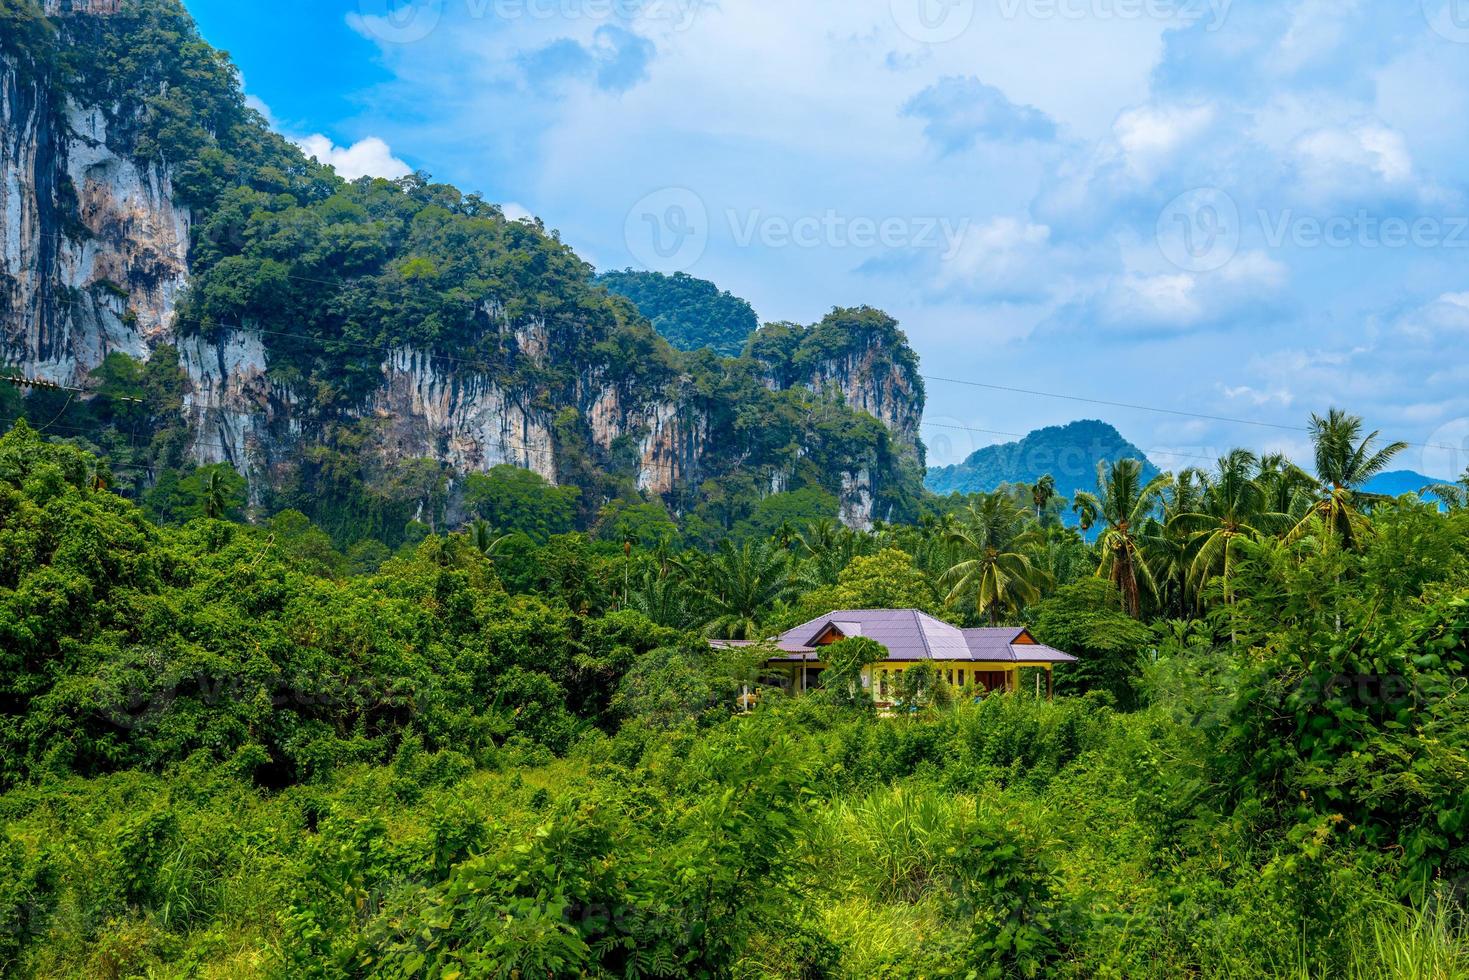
[726,209,969,254]
[1422,418,1469,482]
[922,416,984,468]
[891,0,977,44]
[999,0,1231,29]
[625,187,710,272]
[1158,190,1469,273]
[623,191,973,271]
[355,0,445,44]
[355,0,703,42]
[1157,187,1241,273]
[1260,211,1469,250]
[1424,0,1469,43]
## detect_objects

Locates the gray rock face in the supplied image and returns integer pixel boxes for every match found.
[1,55,924,528]
[1,59,190,385]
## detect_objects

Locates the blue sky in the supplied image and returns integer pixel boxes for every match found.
[186,0,1469,480]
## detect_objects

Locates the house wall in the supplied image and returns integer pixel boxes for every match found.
[867,662,1019,701]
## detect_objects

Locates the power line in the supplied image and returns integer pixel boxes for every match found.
[919,420,1222,464]
[924,375,1304,433]
[922,375,1458,455]
[10,256,1459,455]
[2,371,144,403]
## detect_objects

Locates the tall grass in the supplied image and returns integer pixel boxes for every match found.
[1347,894,1469,980]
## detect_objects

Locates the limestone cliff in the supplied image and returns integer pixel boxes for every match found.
[0,56,189,385]
[0,3,928,533]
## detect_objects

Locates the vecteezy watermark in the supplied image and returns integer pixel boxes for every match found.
[624,188,972,273]
[1423,0,1469,43]
[1158,187,1469,272]
[355,0,444,44]
[354,0,703,44]
[996,0,1232,28]
[1422,418,1469,482]
[891,0,1230,43]
[922,417,984,469]
[625,187,710,272]
[726,209,969,254]
[890,0,977,44]
[1259,211,1469,250]
[1157,187,1242,273]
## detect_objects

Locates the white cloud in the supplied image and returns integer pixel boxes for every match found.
[1107,272,1202,324]
[1221,384,1294,408]
[325,0,1469,465]
[1392,292,1469,340]
[936,218,1053,299]
[294,135,412,181]
[1293,124,1415,198]
[501,202,536,223]
[1096,249,1286,329]
[1113,103,1216,181]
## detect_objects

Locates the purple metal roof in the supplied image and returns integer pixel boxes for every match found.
[758,610,1078,664]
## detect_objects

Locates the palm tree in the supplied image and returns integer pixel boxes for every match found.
[1073,459,1171,618]
[467,519,510,558]
[1288,409,1408,549]
[941,494,1052,625]
[1423,468,1469,511]
[202,470,231,520]
[772,520,800,551]
[1071,494,1099,533]
[1169,450,1281,607]
[700,538,796,640]
[1147,469,1205,618]
[796,519,868,587]
[1030,474,1057,524]
[1256,452,1318,522]
[627,565,696,630]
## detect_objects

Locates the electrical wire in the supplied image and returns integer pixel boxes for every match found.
[8,248,1461,455]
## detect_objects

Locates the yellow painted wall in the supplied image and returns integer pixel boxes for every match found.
[867,661,1022,700]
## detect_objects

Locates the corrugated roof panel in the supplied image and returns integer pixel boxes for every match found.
[764,610,1077,664]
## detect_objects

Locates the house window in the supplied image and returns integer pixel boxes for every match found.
[956,669,966,688]
[878,670,889,699]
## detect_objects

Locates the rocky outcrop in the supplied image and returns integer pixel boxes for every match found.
[803,333,924,463]
[0,57,190,384]
[1,24,927,530]
[372,347,558,483]
[583,379,707,496]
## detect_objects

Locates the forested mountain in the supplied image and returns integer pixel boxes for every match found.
[596,269,759,358]
[1363,469,1446,498]
[0,0,926,547]
[926,419,1159,505]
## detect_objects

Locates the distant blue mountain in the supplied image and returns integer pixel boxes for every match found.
[925,420,1160,506]
[1362,470,1448,499]
[926,426,1451,513]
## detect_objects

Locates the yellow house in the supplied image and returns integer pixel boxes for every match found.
[719,609,1078,704]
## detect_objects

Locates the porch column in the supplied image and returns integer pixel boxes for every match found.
[1046,666,1054,701]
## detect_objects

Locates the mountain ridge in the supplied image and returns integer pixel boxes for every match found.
[926,419,1160,502]
[596,270,758,358]
[0,0,928,541]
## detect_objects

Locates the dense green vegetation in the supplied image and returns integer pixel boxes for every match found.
[1,0,926,552]
[597,271,759,358]
[2,408,1466,977]
[5,4,1468,976]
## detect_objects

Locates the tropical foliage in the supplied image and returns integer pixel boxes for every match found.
[597,269,760,357]
[4,0,928,555]
[0,413,1466,976]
